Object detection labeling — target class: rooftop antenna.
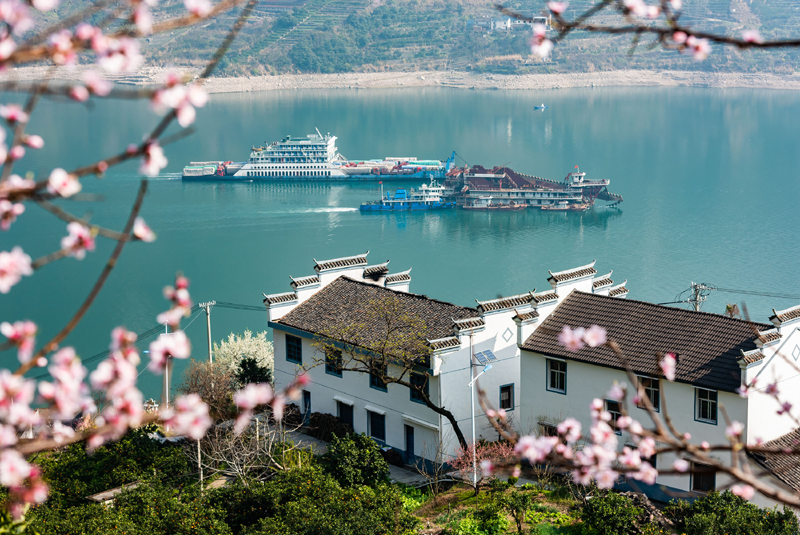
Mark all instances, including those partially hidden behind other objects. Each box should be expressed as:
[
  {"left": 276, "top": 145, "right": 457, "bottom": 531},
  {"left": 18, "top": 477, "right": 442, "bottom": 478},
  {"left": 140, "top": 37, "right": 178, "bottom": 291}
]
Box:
[{"left": 315, "top": 127, "right": 323, "bottom": 138}]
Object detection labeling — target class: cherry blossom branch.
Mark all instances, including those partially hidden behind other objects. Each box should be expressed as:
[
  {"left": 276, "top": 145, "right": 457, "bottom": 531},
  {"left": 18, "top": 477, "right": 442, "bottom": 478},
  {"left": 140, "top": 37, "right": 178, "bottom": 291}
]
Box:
[
  {"left": 0, "top": 72, "right": 51, "bottom": 183},
  {"left": 22, "top": 0, "right": 115, "bottom": 47},
  {"left": 14, "top": 179, "right": 147, "bottom": 377},
  {"left": 34, "top": 199, "right": 128, "bottom": 241}
]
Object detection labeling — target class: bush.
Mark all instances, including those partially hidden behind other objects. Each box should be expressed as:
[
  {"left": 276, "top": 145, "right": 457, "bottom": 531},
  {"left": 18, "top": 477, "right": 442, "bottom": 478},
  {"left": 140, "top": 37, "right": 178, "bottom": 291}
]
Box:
[
  {"left": 581, "top": 492, "right": 641, "bottom": 535},
  {"left": 306, "top": 412, "right": 353, "bottom": 442},
  {"left": 664, "top": 491, "right": 799, "bottom": 535},
  {"left": 321, "top": 433, "right": 389, "bottom": 488}
]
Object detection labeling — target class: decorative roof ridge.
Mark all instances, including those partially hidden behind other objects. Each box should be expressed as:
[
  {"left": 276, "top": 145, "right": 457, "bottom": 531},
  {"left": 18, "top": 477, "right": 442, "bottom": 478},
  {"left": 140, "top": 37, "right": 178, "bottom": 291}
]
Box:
[
  {"left": 608, "top": 281, "right": 629, "bottom": 297},
  {"left": 428, "top": 337, "right": 461, "bottom": 351},
  {"left": 453, "top": 316, "right": 485, "bottom": 325},
  {"left": 738, "top": 349, "right": 766, "bottom": 365},
  {"left": 476, "top": 291, "right": 534, "bottom": 307},
  {"left": 289, "top": 275, "right": 320, "bottom": 288},
  {"left": 592, "top": 272, "right": 614, "bottom": 289},
  {"left": 385, "top": 268, "right": 412, "bottom": 284},
  {"left": 364, "top": 260, "right": 390, "bottom": 271},
  {"left": 513, "top": 308, "right": 540, "bottom": 322},
  {"left": 531, "top": 290, "right": 559, "bottom": 304},
  {"left": 770, "top": 304, "right": 800, "bottom": 323},
  {"left": 547, "top": 261, "right": 597, "bottom": 283},
  {"left": 757, "top": 328, "right": 781, "bottom": 344},
  {"left": 313, "top": 251, "right": 369, "bottom": 272},
  {"left": 262, "top": 291, "right": 298, "bottom": 305},
  {"left": 569, "top": 291, "right": 773, "bottom": 329}
]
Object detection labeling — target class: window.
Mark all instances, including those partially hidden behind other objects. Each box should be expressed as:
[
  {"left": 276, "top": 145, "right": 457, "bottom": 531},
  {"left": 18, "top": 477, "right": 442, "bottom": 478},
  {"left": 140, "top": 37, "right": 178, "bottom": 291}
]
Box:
[
  {"left": 500, "top": 384, "right": 514, "bottom": 410},
  {"left": 369, "top": 364, "right": 387, "bottom": 392},
  {"left": 539, "top": 422, "right": 559, "bottom": 437},
  {"left": 368, "top": 411, "right": 385, "bottom": 442},
  {"left": 325, "top": 348, "right": 342, "bottom": 377},
  {"left": 547, "top": 359, "right": 566, "bottom": 393},
  {"left": 286, "top": 335, "right": 302, "bottom": 364},
  {"left": 637, "top": 376, "right": 660, "bottom": 412},
  {"left": 696, "top": 388, "right": 718, "bottom": 424},
  {"left": 337, "top": 401, "right": 353, "bottom": 430},
  {"left": 605, "top": 400, "right": 622, "bottom": 434},
  {"left": 691, "top": 462, "right": 716, "bottom": 492},
  {"left": 410, "top": 372, "right": 428, "bottom": 403}
]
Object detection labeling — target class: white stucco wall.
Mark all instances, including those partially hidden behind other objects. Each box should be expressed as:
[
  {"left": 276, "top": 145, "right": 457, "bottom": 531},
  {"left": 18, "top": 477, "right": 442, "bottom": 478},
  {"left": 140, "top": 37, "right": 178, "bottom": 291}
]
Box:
[{"left": 520, "top": 350, "right": 748, "bottom": 493}]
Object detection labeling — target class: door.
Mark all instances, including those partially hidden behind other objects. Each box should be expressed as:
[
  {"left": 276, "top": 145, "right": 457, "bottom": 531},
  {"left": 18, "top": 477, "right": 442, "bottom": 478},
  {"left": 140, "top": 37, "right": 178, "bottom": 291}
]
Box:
[
  {"left": 302, "top": 390, "right": 311, "bottom": 426},
  {"left": 405, "top": 424, "right": 415, "bottom": 461}
]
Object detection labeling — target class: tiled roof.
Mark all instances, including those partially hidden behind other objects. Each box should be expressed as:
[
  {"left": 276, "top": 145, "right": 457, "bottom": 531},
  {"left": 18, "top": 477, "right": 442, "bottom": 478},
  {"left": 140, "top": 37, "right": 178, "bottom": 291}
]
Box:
[
  {"left": 385, "top": 270, "right": 411, "bottom": 284},
  {"left": 758, "top": 329, "right": 781, "bottom": 344},
  {"left": 593, "top": 273, "right": 614, "bottom": 290},
  {"left": 609, "top": 285, "right": 629, "bottom": 297},
  {"left": 513, "top": 309, "right": 540, "bottom": 322},
  {"left": 521, "top": 291, "right": 771, "bottom": 392},
  {"left": 363, "top": 262, "right": 390, "bottom": 278},
  {"left": 453, "top": 317, "right": 486, "bottom": 331},
  {"left": 477, "top": 292, "right": 534, "bottom": 313},
  {"left": 749, "top": 429, "right": 800, "bottom": 492},
  {"left": 290, "top": 275, "right": 320, "bottom": 289},
  {"left": 313, "top": 252, "right": 369, "bottom": 272},
  {"left": 739, "top": 349, "right": 765, "bottom": 365},
  {"left": 429, "top": 337, "right": 461, "bottom": 351},
  {"left": 263, "top": 292, "right": 298, "bottom": 305},
  {"left": 532, "top": 291, "right": 559, "bottom": 304},
  {"left": 275, "top": 277, "right": 477, "bottom": 352},
  {"left": 547, "top": 261, "right": 597, "bottom": 284},
  {"left": 770, "top": 305, "right": 800, "bottom": 324}
]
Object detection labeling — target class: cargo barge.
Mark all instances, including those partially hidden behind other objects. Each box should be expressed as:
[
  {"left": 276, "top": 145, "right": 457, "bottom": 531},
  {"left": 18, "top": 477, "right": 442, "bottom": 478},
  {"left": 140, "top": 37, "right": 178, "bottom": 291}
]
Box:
[{"left": 182, "top": 130, "right": 454, "bottom": 181}]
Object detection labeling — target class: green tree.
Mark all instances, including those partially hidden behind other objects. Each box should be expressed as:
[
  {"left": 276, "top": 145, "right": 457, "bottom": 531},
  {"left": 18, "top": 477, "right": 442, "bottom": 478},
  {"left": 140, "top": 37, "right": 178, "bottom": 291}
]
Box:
[
  {"left": 581, "top": 492, "right": 641, "bottom": 535},
  {"left": 320, "top": 434, "right": 389, "bottom": 488},
  {"left": 237, "top": 356, "right": 272, "bottom": 386},
  {"left": 665, "top": 491, "right": 799, "bottom": 535}
]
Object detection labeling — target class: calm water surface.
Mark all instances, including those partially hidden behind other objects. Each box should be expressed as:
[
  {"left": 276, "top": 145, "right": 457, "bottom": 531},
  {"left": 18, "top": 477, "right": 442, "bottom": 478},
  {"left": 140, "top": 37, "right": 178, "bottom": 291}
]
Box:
[{"left": 3, "top": 87, "right": 799, "bottom": 397}]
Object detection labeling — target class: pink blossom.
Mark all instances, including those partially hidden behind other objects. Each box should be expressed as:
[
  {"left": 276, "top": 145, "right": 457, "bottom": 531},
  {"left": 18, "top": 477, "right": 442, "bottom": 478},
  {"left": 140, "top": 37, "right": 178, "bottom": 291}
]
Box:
[
  {"left": 530, "top": 37, "right": 553, "bottom": 59},
  {"left": 0, "top": 424, "right": 17, "bottom": 447},
  {"left": 673, "top": 459, "right": 689, "bottom": 472},
  {"left": 644, "top": 4, "right": 660, "bottom": 18},
  {"left": 480, "top": 459, "right": 494, "bottom": 478},
  {"left": 97, "top": 37, "right": 144, "bottom": 73},
  {"left": 0, "top": 175, "right": 35, "bottom": 199},
  {"left": 0, "top": 449, "right": 32, "bottom": 487},
  {"left": 619, "top": 447, "right": 641, "bottom": 468},
  {"left": 583, "top": 325, "right": 607, "bottom": 347},
  {"left": 623, "top": 0, "right": 647, "bottom": 17},
  {"left": 736, "top": 384, "right": 749, "bottom": 398},
  {"left": 590, "top": 421, "right": 617, "bottom": 450},
  {"left": 590, "top": 398, "right": 603, "bottom": 412},
  {"left": 0, "top": 199, "right": 24, "bottom": 230},
  {"left": 0, "top": 370, "right": 36, "bottom": 429},
  {"left": 110, "top": 326, "right": 138, "bottom": 353},
  {"left": 725, "top": 421, "right": 743, "bottom": 439},
  {"left": 672, "top": 31, "right": 687, "bottom": 44},
  {"left": 0, "top": 35, "right": 16, "bottom": 60},
  {"left": 61, "top": 222, "right": 95, "bottom": 260},
  {"left": 683, "top": 432, "right": 691, "bottom": 440},
  {"left": 90, "top": 388, "right": 144, "bottom": 447},
  {"left": 742, "top": 30, "right": 763, "bottom": 44},
  {"left": 75, "top": 23, "right": 99, "bottom": 41},
  {"left": 616, "top": 415, "right": 632, "bottom": 430},
  {"left": 51, "top": 420, "right": 75, "bottom": 443},
  {"left": 557, "top": 417, "right": 582, "bottom": 443},
  {"left": 0, "top": 246, "right": 32, "bottom": 293},
  {"left": 23, "top": 134, "right": 43, "bottom": 149},
  {"left": 765, "top": 382, "right": 779, "bottom": 395},
  {"left": 133, "top": 4, "right": 152, "bottom": 34},
  {"left": 38, "top": 347, "right": 93, "bottom": 419},
  {"left": 156, "top": 307, "right": 189, "bottom": 328},
  {"left": 151, "top": 80, "right": 208, "bottom": 128},
  {"left": 234, "top": 383, "right": 274, "bottom": 410},
  {"left": 637, "top": 437, "right": 656, "bottom": 458},
  {"left": 0, "top": 0, "right": 33, "bottom": 35},
  {"left": 686, "top": 36, "right": 711, "bottom": 61},
  {"left": 47, "top": 168, "right": 81, "bottom": 198},
  {"left": 69, "top": 85, "right": 90, "bottom": 102},
  {"left": 631, "top": 461, "right": 658, "bottom": 484},
  {"left": 546, "top": 1, "right": 567, "bottom": 14},
  {"left": 133, "top": 216, "right": 156, "bottom": 242},
  {"left": 161, "top": 393, "right": 211, "bottom": 440},
  {"left": 595, "top": 469, "right": 618, "bottom": 489},
  {"left": 32, "top": 0, "right": 59, "bottom": 10},
  {"left": 84, "top": 70, "right": 112, "bottom": 96},
  {"left": 1, "top": 320, "right": 36, "bottom": 363},
  {"left": 284, "top": 373, "right": 309, "bottom": 401},
  {"left": 659, "top": 353, "right": 676, "bottom": 381},
  {"left": 139, "top": 141, "right": 168, "bottom": 176},
  {"left": 7, "top": 145, "right": 23, "bottom": 160},
  {"left": 514, "top": 434, "right": 557, "bottom": 462},
  {"left": 48, "top": 30, "right": 75, "bottom": 65},
  {"left": 607, "top": 382, "right": 625, "bottom": 401},
  {"left": 731, "top": 484, "right": 755, "bottom": 500},
  {"left": 778, "top": 401, "right": 793, "bottom": 415},
  {"left": 558, "top": 325, "right": 585, "bottom": 351},
  {"left": 669, "top": 0, "right": 681, "bottom": 9},
  {"left": 270, "top": 394, "right": 286, "bottom": 421},
  {"left": 0, "top": 104, "right": 28, "bottom": 123},
  {"left": 185, "top": 0, "right": 212, "bottom": 17},
  {"left": 147, "top": 331, "right": 191, "bottom": 373},
  {"left": 627, "top": 419, "right": 643, "bottom": 437},
  {"left": 701, "top": 441, "right": 710, "bottom": 450}
]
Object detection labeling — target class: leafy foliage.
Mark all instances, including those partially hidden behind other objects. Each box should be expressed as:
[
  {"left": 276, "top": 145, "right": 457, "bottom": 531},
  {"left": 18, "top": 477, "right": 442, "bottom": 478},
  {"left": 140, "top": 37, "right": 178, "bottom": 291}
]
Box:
[
  {"left": 581, "top": 492, "right": 641, "bottom": 535},
  {"left": 306, "top": 412, "right": 354, "bottom": 443},
  {"left": 213, "top": 330, "right": 274, "bottom": 378},
  {"left": 320, "top": 433, "right": 389, "bottom": 488},
  {"left": 236, "top": 357, "right": 272, "bottom": 387}
]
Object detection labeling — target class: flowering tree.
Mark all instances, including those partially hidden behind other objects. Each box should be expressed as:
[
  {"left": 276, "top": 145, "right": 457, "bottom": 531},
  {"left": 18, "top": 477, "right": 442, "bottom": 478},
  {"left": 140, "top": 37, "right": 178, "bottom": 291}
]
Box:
[
  {"left": 0, "top": 0, "right": 309, "bottom": 525},
  {"left": 213, "top": 330, "right": 274, "bottom": 377}
]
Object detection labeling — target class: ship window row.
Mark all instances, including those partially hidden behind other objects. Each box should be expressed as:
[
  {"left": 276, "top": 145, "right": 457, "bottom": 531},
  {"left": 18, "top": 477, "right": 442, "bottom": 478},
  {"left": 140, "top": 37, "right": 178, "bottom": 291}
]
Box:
[
  {"left": 252, "top": 165, "right": 327, "bottom": 169},
  {"left": 248, "top": 171, "right": 331, "bottom": 177}
]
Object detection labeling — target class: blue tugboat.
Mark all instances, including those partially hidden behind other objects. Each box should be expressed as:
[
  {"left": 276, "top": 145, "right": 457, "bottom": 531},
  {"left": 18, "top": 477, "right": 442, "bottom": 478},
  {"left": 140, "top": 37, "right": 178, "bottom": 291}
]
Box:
[{"left": 360, "top": 180, "right": 456, "bottom": 211}]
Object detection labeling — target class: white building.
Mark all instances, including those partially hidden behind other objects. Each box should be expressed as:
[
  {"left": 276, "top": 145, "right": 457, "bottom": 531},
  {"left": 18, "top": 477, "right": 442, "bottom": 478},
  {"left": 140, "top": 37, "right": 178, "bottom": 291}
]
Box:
[
  {"left": 265, "top": 253, "right": 626, "bottom": 466},
  {"left": 519, "top": 280, "right": 800, "bottom": 506}
]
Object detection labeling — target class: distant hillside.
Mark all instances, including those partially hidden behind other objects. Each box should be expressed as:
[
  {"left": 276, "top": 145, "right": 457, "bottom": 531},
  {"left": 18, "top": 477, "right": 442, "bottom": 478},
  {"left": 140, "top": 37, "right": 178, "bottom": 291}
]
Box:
[{"left": 36, "top": 0, "right": 800, "bottom": 75}]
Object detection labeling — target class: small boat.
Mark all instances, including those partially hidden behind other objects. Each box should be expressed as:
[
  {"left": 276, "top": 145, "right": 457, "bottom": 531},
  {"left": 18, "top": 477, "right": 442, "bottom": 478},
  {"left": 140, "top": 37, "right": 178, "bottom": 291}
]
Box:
[
  {"left": 534, "top": 103, "right": 548, "bottom": 110},
  {"left": 360, "top": 180, "right": 456, "bottom": 211},
  {"left": 462, "top": 197, "right": 527, "bottom": 211},
  {"left": 541, "top": 201, "right": 590, "bottom": 212}
]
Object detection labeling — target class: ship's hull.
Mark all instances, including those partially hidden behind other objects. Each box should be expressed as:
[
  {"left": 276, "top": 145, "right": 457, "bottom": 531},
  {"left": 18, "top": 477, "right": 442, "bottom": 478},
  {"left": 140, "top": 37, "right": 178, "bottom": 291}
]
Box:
[
  {"left": 182, "top": 169, "right": 446, "bottom": 182},
  {"left": 360, "top": 201, "right": 456, "bottom": 211}
]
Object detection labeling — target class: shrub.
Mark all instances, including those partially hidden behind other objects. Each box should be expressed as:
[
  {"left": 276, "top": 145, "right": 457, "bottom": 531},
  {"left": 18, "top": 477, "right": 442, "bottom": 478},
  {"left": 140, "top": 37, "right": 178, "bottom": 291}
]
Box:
[
  {"left": 321, "top": 433, "right": 389, "bottom": 488},
  {"left": 581, "top": 492, "right": 641, "bottom": 535},
  {"left": 306, "top": 412, "right": 353, "bottom": 442},
  {"left": 473, "top": 499, "right": 511, "bottom": 535}
]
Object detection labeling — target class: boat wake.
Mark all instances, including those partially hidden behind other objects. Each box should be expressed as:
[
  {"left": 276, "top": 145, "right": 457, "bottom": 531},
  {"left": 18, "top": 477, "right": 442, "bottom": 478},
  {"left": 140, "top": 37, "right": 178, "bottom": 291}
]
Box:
[{"left": 295, "top": 207, "right": 358, "bottom": 213}]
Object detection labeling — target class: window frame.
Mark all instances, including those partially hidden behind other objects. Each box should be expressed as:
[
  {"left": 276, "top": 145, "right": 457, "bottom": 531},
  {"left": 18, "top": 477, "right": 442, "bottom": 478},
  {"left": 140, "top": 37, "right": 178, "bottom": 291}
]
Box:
[
  {"left": 546, "top": 358, "right": 567, "bottom": 394},
  {"left": 285, "top": 334, "right": 302, "bottom": 364},
  {"left": 499, "top": 383, "right": 514, "bottom": 411},
  {"left": 337, "top": 401, "right": 353, "bottom": 430},
  {"left": 368, "top": 410, "right": 386, "bottom": 442},
  {"left": 604, "top": 399, "right": 622, "bottom": 435},
  {"left": 538, "top": 422, "right": 559, "bottom": 438},
  {"left": 410, "top": 372, "right": 428, "bottom": 404},
  {"left": 695, "top": 388, "right": 718, "bottom": 425},
  {"left": 324, "top": 347, "right": 343, "bottom": 377},
  {"left": 369, "top": 363, "right": 388, "bottom": 392},
  {"left": 636, "top": 375, "right": 660, "bottom": 412},
  {"left": 690, "top": 462, "right": 716, "bottom": 493}
]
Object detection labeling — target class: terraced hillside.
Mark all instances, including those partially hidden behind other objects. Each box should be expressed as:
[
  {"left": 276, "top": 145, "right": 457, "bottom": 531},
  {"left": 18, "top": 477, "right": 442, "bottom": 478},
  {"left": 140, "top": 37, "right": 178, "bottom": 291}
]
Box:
[{"left": 29, "top": 0, "right": 800, "bottom": 75}]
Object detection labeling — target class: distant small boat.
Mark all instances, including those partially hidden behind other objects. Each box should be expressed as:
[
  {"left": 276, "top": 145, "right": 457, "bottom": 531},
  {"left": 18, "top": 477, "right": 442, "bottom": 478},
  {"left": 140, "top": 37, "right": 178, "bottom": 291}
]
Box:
[{"left": 534, "top": 103, "right": 548, "bottom": 110}]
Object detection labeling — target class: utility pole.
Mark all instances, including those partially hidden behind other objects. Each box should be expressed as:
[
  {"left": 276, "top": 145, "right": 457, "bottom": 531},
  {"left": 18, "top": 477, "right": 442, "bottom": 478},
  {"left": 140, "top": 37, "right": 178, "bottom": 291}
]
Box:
[
  {"left": 688, "top": 282, "right": 716, "bottom": 312},
  {"left": 199, "top": 301, "right": 216, "bottom": 363}
]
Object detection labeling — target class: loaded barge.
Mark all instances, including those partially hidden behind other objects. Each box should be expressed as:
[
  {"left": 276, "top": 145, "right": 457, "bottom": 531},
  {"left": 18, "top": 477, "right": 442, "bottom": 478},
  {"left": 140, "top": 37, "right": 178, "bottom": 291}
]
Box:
[{"left": 182, "top": 130, "right": 454, "bottom": 181}]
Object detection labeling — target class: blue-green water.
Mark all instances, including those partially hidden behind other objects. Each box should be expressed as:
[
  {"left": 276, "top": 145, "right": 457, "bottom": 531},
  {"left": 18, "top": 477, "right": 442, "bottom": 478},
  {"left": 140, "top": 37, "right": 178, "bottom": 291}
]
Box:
[{"left": 3, "top": 87, "right": 799, "bottom": 398}]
